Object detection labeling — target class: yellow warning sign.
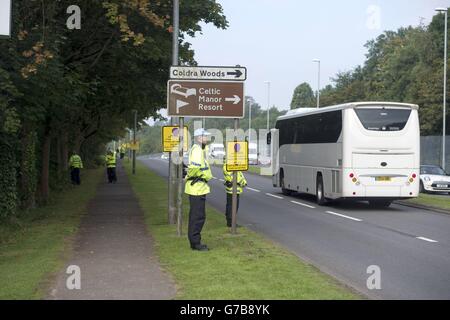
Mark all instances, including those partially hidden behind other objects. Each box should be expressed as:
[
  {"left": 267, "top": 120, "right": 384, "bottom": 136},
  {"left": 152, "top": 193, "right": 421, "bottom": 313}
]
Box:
[
  {"left": 226, "top": 141, "right": 248, "bottom": 171},
  {"left": 162, "top": 126, "right": 188, "bottom": 152},
  {"left": 129, "top": 141, "right": 140, "bottom": 151}
]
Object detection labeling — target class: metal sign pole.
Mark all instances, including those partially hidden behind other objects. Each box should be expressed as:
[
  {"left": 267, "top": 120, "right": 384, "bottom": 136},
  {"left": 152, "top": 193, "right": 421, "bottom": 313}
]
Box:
[
  {"left": 231, "top": 118, "right": 239, "bottom": 234},
  {"left": 177, "top": 117, "right": 184, "bottom": 236},
  {"left": 168, "top": 0, "right": 179, "bottom": 225},
  {"left": 132, "top": 110, "right": 137, "bottom": 175}
]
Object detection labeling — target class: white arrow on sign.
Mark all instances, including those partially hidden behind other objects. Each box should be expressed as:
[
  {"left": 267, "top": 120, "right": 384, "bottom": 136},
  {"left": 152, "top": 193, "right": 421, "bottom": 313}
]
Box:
[
  {"left": 225, "top": 95, "right": 241, "bottom": 105},
  {"left": 176, "top": 100, "right": 189, "bottom": 113}
]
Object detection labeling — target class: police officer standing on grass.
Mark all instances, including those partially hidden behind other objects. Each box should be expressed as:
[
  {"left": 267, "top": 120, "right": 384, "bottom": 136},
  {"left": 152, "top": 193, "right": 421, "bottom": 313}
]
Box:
[
  {"left": 69, "top": 151, "right": 83, "bottom": 185},
  {"left": 105, "top": 149, "right": 117, "bottom": 183},
  {"left": 223, "top": 156, "right": 247, "bottom": 228},
  {"left": 185, "top": 128, "right": 213, "bottom": 251}
]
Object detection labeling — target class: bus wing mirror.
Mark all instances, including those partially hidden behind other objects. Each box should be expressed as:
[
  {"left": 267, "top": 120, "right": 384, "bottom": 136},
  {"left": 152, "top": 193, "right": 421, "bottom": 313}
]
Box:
[{"left": 267, "top": 132, "right": 271, "bottom": 145}]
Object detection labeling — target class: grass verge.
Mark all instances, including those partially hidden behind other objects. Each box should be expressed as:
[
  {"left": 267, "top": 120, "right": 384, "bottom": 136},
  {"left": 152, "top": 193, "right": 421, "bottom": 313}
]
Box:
[
  {"left": 0, "top": 168, "right": 103, "bottom": 299},
  {"left": 126, "top": 161, "right": 360, "bottom": 299},
  {"left": 402, "top": 193, "right": 450, "bottom": 212}
]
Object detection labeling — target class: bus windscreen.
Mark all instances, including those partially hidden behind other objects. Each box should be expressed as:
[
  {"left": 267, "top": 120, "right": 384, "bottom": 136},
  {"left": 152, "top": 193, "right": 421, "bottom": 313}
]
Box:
[{"left": 355, "top": 108, "right": 411, "bottom": 131}]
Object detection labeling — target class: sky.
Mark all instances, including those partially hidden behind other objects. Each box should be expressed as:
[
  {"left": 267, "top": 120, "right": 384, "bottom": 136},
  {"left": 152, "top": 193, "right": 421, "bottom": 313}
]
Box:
[{"left": 186, "top": 0, "right": 449, "bottom": 110}]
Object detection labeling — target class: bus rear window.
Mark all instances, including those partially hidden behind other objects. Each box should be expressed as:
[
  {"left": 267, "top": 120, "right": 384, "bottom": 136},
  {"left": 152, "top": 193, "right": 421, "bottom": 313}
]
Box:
[{"left": 355, "top": 108, "right": 411, "bottom": 131}]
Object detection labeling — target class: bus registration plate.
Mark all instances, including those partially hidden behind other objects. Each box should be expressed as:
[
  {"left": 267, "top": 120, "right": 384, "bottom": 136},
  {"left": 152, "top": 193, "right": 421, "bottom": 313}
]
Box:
[{"left": 375, "top": 176, "right": 391, "bottom": 182}]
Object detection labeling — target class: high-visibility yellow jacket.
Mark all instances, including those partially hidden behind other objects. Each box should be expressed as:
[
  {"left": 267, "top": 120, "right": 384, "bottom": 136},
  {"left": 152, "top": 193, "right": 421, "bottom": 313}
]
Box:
[
  {"left": 185, "top": 144, "right": 212, "bottom": 196},
  {"left": 69, "top": 154, "right": 83, "bottom": 169},
  {"left": 223, "top": 162, "right": 247, "bottom": 194},
  {"left": 105, "top": 153, "right": 116, "bottom": 168}
]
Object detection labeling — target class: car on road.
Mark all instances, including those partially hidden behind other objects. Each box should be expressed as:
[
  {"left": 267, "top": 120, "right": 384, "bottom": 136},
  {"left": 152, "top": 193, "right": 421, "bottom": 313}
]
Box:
[
  {"left": 419, "top": 165, "right": 450, "bottom": 194},
  {"left": 208, "top": 143, "right": 225, "bottom": 162},
  {"left": 249, "top": 142, "right": 258, "bottom": 165},
  {"left": 161, "top": 152, "right": 169, "bottom": 160}
]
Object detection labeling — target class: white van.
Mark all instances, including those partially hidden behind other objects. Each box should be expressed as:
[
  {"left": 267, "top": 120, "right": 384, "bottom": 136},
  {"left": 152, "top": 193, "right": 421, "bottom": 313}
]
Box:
[
  {"left": 209, "top": 143, "right": 225, "bottom": 161},
  {"left": 249, "top": 142, "right": 258, "bottom": 165}
]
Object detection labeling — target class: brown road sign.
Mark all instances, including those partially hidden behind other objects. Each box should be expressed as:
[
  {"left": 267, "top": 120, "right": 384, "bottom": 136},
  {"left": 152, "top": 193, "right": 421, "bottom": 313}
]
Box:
[{"left": 167, "top": 80, "right": 244, "bottom": 118}]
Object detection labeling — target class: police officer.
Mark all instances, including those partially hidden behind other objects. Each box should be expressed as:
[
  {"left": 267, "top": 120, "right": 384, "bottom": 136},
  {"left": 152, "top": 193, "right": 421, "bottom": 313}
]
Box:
[
  {"left": 69, "top": 151, "right": 83, "bottom": 185},
  {"left": 105, "top": 149, "right": 117, "bottom": 183},
  {"left": 185, "top": 128, "right": 212, "bottom": 251},
  {"left": 223, "top": 157, "right": 247, "bottom": 227},
  {"left": 119, "top": 145, "right": 126, "bottom": 159}
]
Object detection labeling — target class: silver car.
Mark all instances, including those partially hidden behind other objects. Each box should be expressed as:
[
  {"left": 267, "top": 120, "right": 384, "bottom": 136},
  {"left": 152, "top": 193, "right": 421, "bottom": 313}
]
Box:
[{"left": 419, "top": 165, "right": 450, "bottom": 194}]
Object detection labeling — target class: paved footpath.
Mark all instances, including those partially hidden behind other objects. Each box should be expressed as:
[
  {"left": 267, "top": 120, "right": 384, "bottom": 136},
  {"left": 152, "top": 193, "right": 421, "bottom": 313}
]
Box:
[{"left": 48, "top": 163, "right": 176, "bottom": 300}]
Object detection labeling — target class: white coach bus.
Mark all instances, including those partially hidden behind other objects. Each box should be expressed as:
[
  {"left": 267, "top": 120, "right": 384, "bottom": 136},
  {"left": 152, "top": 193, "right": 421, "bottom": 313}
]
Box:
[{"left": 271, "top": 102, "right": 420, "bottom": 207}]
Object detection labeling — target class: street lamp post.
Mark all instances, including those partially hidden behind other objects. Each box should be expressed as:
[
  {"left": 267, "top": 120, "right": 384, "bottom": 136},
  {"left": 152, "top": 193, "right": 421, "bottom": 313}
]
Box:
[
  {"left": 436, "top": 8, "right": 448, "bottom": 171},
  {"left": 264, "top": 81, "right": 270, "bottom": 130},
  {"left": 248, "top": 98, "right": 252, "bottom": 144},
  {"left": 313, "top": 59, "right": 321, "bottom": 108}
]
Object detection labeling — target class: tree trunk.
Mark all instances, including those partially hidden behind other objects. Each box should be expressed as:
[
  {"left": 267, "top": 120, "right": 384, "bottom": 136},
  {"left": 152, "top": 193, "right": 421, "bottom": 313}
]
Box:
[
  {"left": 62, "top": 131, "right": 69, "bottom": 172},
  {"left": 19, "top": 125, "right": 37, "bottom": 209},
  {"left": 39, "top": 130, "right": 51, "bottom": 204},
  {"left": 57, "top": 134, "right": 63, "bottom": 180}
]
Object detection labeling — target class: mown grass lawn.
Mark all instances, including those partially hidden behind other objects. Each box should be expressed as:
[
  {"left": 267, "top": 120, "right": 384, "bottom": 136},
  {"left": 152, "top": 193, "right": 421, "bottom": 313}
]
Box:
[
  {"left": 404, "top": 193, "right": 450, "bottom": 212},
  {"left": 126, "top": 161, "right": 360, "bottom": 300},
  {"left": 0, "top": 169, "right": 102, "bottom": 299}
]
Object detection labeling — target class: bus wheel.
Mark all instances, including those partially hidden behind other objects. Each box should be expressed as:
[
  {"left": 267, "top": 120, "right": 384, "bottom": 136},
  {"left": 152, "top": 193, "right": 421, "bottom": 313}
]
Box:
[
  {"left": 316, "top": 175, "right": 327, "bottom": 206},
  {"left": 369, "top": 200, "right": 392, "bottom": 208},
  {"left": 280, "top": 171, "right": 291, "bottom": 195}
]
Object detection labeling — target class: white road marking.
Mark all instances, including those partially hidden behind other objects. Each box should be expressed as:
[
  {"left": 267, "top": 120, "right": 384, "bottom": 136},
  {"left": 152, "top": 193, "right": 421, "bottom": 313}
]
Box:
[
  {"left": 219, "top": 179, "right": 225, "bottom": 182},
  {"left": 211, "top": 177, "right": 217, "bottom": 180},
  {"left": 416, "top": 236, "right": 438, "bottom": 243},
  {"left": 246, "top": 187, "right": 261, "bottom": 192},
  {"left": 325, "top": 211, "right": 362, "bottom": 222},
  {"left": 266, "top": 193, "right": 283, "bottom": 199},
  {"left": 290, "top": 201, "right": 315, "bottom": 209}
]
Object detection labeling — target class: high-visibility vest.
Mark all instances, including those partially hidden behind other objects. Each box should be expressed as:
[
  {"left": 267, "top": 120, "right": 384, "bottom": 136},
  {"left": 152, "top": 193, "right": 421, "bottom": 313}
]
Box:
[
  {"left": 105, "top": 153, "right": 116, "bottom": 168},
  {"left": 69, "top": 154, "right": 83, "bottom": 169},
  {"left": 185, "top": 144, "right": 212, "bottom": 196},
  {"left": 223, "top": 163, "right": 247, "bottom": 194}
]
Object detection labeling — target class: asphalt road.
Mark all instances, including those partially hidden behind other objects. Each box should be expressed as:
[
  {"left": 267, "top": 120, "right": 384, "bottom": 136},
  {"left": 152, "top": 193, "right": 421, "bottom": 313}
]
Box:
[{"left": 139, "top": 154, "right": 450, "bottom": 300}]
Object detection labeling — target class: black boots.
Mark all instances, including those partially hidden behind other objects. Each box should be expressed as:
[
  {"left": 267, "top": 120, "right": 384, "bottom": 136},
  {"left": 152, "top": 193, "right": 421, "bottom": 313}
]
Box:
[{"left": 191, "top": 244, "right": 209, "bottom": 251}]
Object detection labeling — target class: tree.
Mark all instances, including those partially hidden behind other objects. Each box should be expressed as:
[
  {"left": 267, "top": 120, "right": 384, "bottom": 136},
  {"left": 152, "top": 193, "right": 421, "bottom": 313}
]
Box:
[
  {"left": 290, "top": 83, "right": 315, "bottom": 109},
  {"left": 0, "top": 0, "right": 228, "bottom": 218}
]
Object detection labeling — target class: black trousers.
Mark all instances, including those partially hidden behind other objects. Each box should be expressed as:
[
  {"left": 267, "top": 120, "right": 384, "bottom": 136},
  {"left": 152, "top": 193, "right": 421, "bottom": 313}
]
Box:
[
  {"left": 225, "top": 193, "right": 240, "bottom": 227},
  {"left": 70, "top": 168, "right": 81, "bottom": 185},
  {"left": 107, "top": 167, "right": 117, "bottom": 183},
  {"left": 188, "top": 195, "right": 206, "bottom": 247}
]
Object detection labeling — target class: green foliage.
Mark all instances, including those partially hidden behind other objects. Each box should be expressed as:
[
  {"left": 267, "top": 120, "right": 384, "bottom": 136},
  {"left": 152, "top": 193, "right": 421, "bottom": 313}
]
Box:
[
  {"left": 306, "top": 13, "right": 449, "bottom": 136},
  {"left": 0, "top": 138, "right": 17, "bottom": 220},
  {"left": 290, "top": 82, "right": 315, "bottom": 109},
  {"left": 19, "top": 131, "right": 38, "bottom": 209},
  {"left": 0, "top": 0, "right": 228, "bottom": 218}
]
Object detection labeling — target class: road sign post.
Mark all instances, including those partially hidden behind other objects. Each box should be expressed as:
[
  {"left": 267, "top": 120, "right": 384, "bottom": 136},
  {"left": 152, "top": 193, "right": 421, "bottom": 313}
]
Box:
[
  {"left": 226, "top": 138, "right": 249, "bottom": 234},
  {"left": 162, "top": 126, "right": 188, "bottom": 152},
  {"left": 170, "top": 66, "right": 247, "bottom": 81},
  {"left": 177, "top": 117, "right": 184, "bottom": 236},
  {"left": 133, "top": 110, "right": 137, "bottom": 175},
  {"left": 168, "top": 0, "right": 180, "bottom": 227},
  {"left": 167, "top": 65, "right": 246, "bottom": 236},
  {"left": 167, "top": 80, "right": 245, "bottom": 118},
  {"left": 232, "top": 119, "right": 238, "bottom": 234}
]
